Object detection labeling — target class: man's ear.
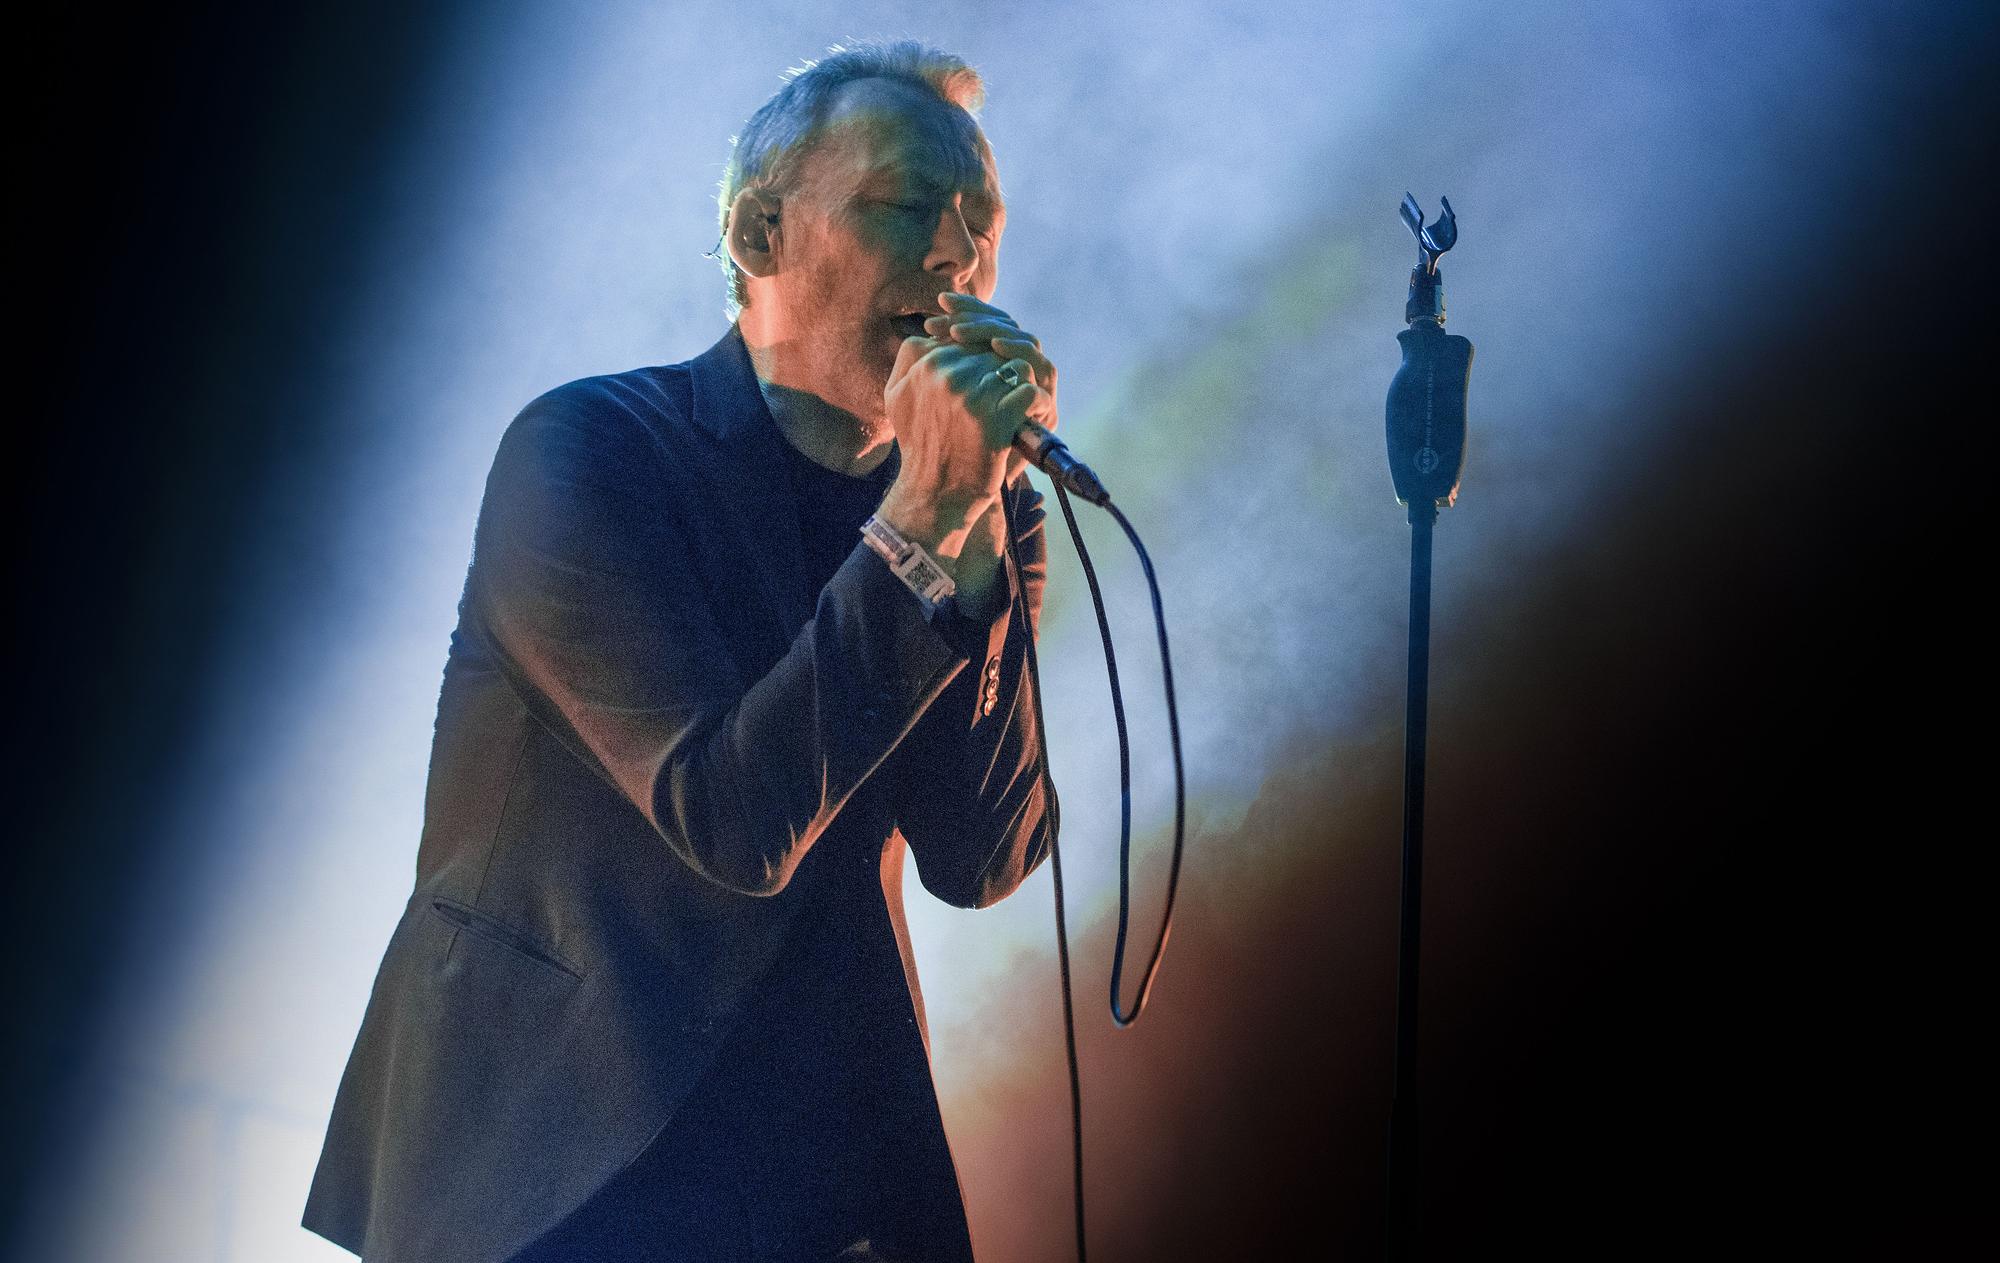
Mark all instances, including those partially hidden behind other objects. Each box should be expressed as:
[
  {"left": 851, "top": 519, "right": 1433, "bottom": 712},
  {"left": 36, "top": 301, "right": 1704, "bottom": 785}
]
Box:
[{"left": 726, "top": 188, "right": 784, "bottom": 281}]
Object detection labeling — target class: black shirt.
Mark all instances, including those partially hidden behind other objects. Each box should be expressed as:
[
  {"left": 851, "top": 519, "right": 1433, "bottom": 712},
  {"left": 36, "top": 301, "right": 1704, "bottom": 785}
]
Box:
[{"left": 778, "top": 433, "right": 900, "bottom": 598}]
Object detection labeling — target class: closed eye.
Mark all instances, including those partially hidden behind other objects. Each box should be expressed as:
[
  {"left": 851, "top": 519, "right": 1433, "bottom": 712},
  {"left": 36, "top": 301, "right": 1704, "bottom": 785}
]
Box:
[{"left": 882, "top": 199, "right": 999, "bottom": 244}]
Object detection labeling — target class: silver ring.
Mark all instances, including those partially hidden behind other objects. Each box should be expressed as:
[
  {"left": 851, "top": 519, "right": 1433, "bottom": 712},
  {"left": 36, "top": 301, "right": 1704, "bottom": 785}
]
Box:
[{"left": 990, "top": 362, "right": 1025, "bottom": 389}]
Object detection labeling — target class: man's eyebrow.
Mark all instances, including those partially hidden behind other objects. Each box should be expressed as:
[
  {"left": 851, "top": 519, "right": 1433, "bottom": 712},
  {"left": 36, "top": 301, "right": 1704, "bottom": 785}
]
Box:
[
  {"left": 857, "top": 157, "right": 1004, "bottom": 219},
  {"left": 857, "top": 168, "right": 935, "bottom": 198},
  {"left": 888, "top": 168, "right": 954, "bottom": 197}
]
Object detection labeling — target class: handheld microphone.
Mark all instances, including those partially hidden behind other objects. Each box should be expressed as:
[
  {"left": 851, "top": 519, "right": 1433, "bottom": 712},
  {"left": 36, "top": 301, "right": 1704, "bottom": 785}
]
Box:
[
  {"left": 1014, "top": 421, "right": 1111, "bottom": 507},
  {"left": 989, "top": 360, "right": 1110, "bottom": 506}
]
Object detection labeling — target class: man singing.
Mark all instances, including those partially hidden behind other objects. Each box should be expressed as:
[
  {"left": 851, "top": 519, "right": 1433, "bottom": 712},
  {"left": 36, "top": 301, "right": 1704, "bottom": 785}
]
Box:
[{"left": 304, "top": 40, "right": 1057, "bottom": 1263}]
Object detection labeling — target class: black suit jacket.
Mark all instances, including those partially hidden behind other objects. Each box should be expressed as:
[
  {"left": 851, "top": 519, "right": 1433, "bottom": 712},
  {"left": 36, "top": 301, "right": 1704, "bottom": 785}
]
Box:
[{"left": 303, "top": 324, "right": 1053, "bottom": 1262}]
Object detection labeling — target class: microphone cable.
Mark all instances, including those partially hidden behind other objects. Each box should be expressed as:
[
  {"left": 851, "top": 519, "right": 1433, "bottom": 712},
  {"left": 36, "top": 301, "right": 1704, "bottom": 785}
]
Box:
[{"left": 1004, "top": 475, "right": 1187, "bottom": 1263}]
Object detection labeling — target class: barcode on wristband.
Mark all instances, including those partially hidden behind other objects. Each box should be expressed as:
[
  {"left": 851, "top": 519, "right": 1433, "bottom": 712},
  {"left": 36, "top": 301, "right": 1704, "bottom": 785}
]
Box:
[{"left": 898, "top": 553, "right": 951, "bottom": 603}]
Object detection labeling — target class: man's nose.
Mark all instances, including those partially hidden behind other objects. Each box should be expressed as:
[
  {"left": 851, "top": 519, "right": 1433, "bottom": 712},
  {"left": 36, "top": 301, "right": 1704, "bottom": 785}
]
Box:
[{"left": 924, "top": 204, "right": 979, "bottom": 287}]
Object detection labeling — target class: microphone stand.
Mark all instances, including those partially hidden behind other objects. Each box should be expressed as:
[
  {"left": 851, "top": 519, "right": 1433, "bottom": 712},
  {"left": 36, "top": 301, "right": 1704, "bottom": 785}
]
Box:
[{"left": 1383, "top": 194, "right": 1472, "bottom": 1262}]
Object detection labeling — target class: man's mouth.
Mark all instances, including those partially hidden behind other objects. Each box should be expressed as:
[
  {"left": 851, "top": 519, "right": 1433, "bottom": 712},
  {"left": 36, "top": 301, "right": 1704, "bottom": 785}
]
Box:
[{"left": 888, "top": 312, "right": 931, "bottom": 339}]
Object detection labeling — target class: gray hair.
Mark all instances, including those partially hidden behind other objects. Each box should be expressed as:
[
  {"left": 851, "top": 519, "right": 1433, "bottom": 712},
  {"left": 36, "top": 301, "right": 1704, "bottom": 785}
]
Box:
[{"left": 715, "top": 40, "right": 986, "bottom": 316}]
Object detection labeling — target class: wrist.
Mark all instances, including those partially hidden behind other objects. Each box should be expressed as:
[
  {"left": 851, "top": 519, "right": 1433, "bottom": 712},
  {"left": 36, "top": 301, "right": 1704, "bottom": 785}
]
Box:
[
  {"left": 876, "top": 483, "right": 981, "bottom": 561},
  {"left": 860, "top": 513, "right": 957, "bottom": 617}
]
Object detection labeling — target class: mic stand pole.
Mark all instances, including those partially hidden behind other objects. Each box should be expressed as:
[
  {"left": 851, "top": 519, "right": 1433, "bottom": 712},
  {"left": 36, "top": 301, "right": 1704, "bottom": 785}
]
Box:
[
  {"left": 1389, "top": 494, "right": 1434, "bottom": 1261},
  {"left": 1383, "top": 193, "right": 1472, "bottom": 1263}
]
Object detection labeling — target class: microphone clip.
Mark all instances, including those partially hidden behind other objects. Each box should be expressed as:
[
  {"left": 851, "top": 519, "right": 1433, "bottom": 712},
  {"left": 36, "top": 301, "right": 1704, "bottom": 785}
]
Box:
[
  {"left": 1386, "top": 194, "right": 1472, "bottom": 511},
  {"left": 1398, "top": 192, "right": 1459, "bottom": 327}
]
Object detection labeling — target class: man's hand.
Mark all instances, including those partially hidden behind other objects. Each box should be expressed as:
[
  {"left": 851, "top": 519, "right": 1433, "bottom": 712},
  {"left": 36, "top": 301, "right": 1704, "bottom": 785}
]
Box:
[
  {"left": 877, "top": 293, "right": 1054, "bottom": 563},
  {"left": 923, "top": 292, "right": 1059, "bottom": 484},
  {"left": 908, "top": 293, "right": 1060, "bottom": 621}
]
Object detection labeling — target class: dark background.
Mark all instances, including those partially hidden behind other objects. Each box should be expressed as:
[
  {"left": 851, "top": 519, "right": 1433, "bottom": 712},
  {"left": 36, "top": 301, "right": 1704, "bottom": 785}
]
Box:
[{"left": 16, "top": 4, "right": 1991, "bottom": 1258}]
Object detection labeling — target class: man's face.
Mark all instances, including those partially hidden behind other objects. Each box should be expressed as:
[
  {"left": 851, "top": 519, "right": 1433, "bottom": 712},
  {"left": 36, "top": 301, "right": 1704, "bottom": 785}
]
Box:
[{"left": 760, "top": 78, "right": 1006, "bottom": 420}]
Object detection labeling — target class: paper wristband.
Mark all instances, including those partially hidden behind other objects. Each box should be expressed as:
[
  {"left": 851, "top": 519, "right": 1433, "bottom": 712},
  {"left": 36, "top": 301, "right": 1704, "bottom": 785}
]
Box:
[{"left": 859, "top": 514, "right": 956, "bottom": 615}]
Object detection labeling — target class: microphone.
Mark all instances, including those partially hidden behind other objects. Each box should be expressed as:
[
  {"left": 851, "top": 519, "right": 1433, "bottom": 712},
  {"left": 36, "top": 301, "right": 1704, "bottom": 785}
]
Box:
[
  {"left": 990, "top": 357, "right": 1111, "bottom": 506},
  {"left": 1013, "top": 421, "right": 1110, "bottom": 507}
]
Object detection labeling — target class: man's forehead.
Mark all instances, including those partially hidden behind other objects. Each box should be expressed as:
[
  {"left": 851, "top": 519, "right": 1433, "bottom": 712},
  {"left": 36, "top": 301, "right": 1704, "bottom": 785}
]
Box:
[{"left": 815, "top": 78, "right": 997, "bottom": 199}]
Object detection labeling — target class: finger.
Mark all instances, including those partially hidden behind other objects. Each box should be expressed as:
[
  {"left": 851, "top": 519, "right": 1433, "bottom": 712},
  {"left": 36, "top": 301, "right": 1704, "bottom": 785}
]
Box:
[
  {"left": 974, "top": 381, "right": 1038, "bottom": 451},
  {"left": 970, "top": 357, "right": 1039, "bottom": 404},
  {"left": 937, "top": 291, "right": 1015, "bottom": 323},
  {"left": 924, "top": 307, "right": 1022, "bottom": 333},
  {"left": 925, "top": 315, "right": 1037, "bottom": 349},
  {"left": 995, "top": 357, "right": 1038, "bottom": 388},
  {"left": 1015, "top": 381, "right": 1058, "bottom": 430},
  {"left": 987, "top": 336, "right": 1056, "bottom": 394},
  {"left": 992, "top": 383, "right": 1057, "bottom": 448},
  {"left": 994, "top": 380, "right": 1052, "bottom": 428},
  {"left": 968, "top": 359, "right": 1034, "bottom": 421}
]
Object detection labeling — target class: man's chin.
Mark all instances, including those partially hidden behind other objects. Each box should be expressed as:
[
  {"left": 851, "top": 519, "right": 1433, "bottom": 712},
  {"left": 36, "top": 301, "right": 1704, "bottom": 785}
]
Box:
[{"left": 829, "top": 359, "right": 897, "bottom": 425}]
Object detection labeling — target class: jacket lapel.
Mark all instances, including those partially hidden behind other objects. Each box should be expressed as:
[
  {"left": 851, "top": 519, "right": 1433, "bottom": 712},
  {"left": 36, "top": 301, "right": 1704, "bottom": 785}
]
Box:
[{"left": 688, "top": 325, "right": 814, "bottom": 639}]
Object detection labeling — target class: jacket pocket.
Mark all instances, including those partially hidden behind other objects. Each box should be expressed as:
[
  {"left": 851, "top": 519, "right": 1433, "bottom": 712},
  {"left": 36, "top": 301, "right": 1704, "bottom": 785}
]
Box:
[{"left": 428, "top": 897, "right": 583, "bottom": 982}]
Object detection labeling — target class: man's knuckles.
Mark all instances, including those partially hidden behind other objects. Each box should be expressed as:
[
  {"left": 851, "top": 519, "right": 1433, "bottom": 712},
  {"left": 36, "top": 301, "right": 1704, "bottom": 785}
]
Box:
[
  {"left": 924, "top": 347, "right": 1004, "bottom": 389},
  {"left": 915, "top": 340, "right": 984, "bottom": 375}
]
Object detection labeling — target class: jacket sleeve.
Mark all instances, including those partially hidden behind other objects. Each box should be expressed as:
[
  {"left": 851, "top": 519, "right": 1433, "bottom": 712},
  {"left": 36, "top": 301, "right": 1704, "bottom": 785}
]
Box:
[
  {"left": 464, "top": 386, "right": 980, "bottom": 897},
  {"left": 886, "top": 479, "right": 1056, "bottom": 909}
]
